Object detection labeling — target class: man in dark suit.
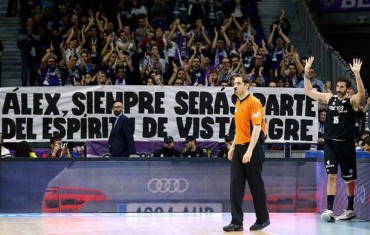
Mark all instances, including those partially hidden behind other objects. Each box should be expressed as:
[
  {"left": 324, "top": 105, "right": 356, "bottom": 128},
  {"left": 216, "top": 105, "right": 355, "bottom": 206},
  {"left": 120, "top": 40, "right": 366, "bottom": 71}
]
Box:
[{"left": 108, "top": 101, "right": 136, "bottom": 157}]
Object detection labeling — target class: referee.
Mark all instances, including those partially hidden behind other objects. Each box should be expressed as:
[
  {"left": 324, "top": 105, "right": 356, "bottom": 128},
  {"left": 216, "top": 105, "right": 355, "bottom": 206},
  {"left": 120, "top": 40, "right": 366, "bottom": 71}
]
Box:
[{"left": 223, "top": 74, "right": 270, "bottom": 232}]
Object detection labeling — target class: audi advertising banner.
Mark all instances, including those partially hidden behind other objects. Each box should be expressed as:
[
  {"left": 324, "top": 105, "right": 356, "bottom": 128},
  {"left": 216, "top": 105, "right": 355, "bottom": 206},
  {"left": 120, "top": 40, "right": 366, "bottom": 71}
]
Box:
[
  {"left": 0, "top": 159, "right": 317, "bottom": 214},
  {"left": 0, "top": 86, "right": 318, "bottom": 144},
  {"left": 0, "top": 159, "right": 369, "bottom": 219}
]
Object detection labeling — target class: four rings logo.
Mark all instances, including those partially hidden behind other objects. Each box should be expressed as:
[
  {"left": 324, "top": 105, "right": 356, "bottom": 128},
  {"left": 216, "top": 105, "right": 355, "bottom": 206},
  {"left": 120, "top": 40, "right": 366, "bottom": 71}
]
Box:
[{"left": 147, "top": 178, "right": 189, "bottom": 193}]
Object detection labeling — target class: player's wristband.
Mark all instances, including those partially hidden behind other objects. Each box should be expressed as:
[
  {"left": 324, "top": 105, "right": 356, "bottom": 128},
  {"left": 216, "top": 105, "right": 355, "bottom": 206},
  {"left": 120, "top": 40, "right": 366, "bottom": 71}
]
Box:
[{"left": 304, "top": 71, "right": 310, "bottom": 79}]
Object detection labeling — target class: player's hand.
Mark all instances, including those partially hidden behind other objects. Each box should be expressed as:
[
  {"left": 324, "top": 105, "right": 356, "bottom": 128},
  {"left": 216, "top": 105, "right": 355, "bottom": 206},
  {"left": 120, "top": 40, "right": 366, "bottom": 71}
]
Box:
[
  {"left": 305, "top": 56, "right": 314, "bottom": 72},
  {"left": 349, "top": 58, "right": 362, "bottom": 73}
]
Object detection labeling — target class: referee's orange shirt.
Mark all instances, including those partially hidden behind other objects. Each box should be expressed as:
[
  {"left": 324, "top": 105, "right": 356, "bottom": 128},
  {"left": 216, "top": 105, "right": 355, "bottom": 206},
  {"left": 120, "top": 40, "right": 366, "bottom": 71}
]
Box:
[{"left": 234, "top": 94, "right": 267, "bottom": 144}]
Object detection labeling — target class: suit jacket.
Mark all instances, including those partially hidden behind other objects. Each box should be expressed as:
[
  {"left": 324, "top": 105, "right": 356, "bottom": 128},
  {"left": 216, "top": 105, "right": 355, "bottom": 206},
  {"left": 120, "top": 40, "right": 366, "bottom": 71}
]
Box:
[{"left": 108, "top": 114, "right": 136, "bottom": 157}]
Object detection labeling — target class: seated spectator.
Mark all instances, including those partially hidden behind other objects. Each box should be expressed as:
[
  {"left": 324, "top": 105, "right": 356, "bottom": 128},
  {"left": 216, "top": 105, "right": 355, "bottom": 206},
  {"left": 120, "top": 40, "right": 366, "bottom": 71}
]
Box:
[
  {"left": 267, "top": 23, "right": 290, "bottom": 75},
  {"left": 317, "top": 109, "right": 326, "bottom": 150},
  {"left": 168, "top": 66, "right": 192, "bottom": 86},
  {"left": 268, "top": 81, "right": 277, "bottom": 87},
  {"left": 82, "top": 22, "right": 103, "bottom": 64},
  {"left": 275, "top": 76, "right": 285, "bottom": 87},
  {"left": 323, "top": 80, "right": 332, "bottom": 94},
  {"left": 13, "top": 141, "right": 37, "bottom": 158},
  {"left": 205, "top": 68, "right": 220, "bottom": 86},
  {"left": 96, "top": 70, "right": 112, "bottom": 85},
  {"left": 152, "top": 136, "right": 181, "bottom": 158},
  {"left": 187, "top": 53, "right": 205, "bottom": 85},
  {"left": 219, "top": 80, "right": 229, "bottom": 89},
  {"left": 116, "top": 50, "right": 135, "bottom": 80},
  {"left": 217, "top": 56, "right": 233, "bottom": 84},
  {"left": 280, "top": 48, "right": 304, "bottom": 84},
  {"left": 79, "top": 49, "right": 100, "bottom": 76},
  {"left": 61, "top": 55, "right": 82, "bottom": 86},
  {"left": 358, "top": 130, "right": 370, "bottom": 147},
  {"left": 115, "top": 29, "right": 137, "bottom": 54},
  {"left": 69, "top": 142, "right": 86, "bottom": 158},
  {"left": 247, "top": 47, "right": 272, "bottom": 85},
  {"left": 297, "top": 68, "right": 324, "bottom": 91},
  {"left": 114, "top": 67, "right": 129, "bottom": 85},
  {"left": 167, "top": 19, "right": 191, "bottom": 59},
  {"left": 173, "top": 77, "right": 184, "bottom": 86},
  {"left": 282, "top": 62, "right": 301, "bottom": 87},
  {"left": 134, "top": 14, "right": 152, "bottom": 47},
  {"left": 230, "top": 54, "right": 246, "bottom": 75},
  {"left": 222, "top": 15, "right": 244, "bottom": 55},
  {"left": 238, "top": 37, "right": 255, "bottom": 71},
  {"left": 145, "top": 76, "right": 155, "bottom": 85},
  {"left": 100, "top": 47, "right": 118, "bottom": 83},
  {"left": 191, "top": 18, "right": 210, "bottom": 43},
  {"left": 188, "top": 32, "right": 211, "bottom": 57},
  {"left": 38, "top": 53, "right": 63, "bottom": 86},
  {"left": 144, "top": 71, "right": 163, "bottom": 86},
  {"left": 249, "top": 67, "right": 265, "bottom": 87},
  {"left": 81, "top": 72, "right": 97, "bottom": 85},
  {"left": 42, "top": 135, "right": 72, "bottom": 158},
  {"left": 361, "top": 136, "right": 370, "bottom": 152},
  {"left": 140, "top": 44, "right": 166, "bottom": 81},
  {"left": 181, "top": 136, "right": 213, "bottom": 158},
  {"left": 217, "top": 134, "right": 233, "bottom": 158},
  {"left": 211, "top": 29, "right": 230, "bottom": 68},
  {"left": 269, "top": 9, "right": 291, "bottom": 40},
  {"left": 0, "top": 133, "right": 11, "bottom": 158}
]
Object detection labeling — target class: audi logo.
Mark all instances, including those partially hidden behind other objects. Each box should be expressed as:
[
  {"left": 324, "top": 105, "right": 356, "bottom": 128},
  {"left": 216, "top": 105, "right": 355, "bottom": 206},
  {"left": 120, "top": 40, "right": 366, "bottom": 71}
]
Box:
[{"left": 147, "top": 178, "right": 189, "bottom": 193}]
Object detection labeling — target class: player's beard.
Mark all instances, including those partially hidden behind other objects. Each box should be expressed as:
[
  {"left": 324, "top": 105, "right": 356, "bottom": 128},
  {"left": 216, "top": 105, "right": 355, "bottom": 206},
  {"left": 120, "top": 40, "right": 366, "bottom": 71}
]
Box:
[{"left": 336, "top": 90, "right": 346, "bottom": 98}]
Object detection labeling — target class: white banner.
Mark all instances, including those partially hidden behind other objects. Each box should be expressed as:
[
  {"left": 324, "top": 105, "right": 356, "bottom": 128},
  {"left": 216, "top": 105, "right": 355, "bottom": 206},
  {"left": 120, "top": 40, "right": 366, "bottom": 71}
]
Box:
[{"left": 0, "top": 86, "right": 318, "bottom": 143}]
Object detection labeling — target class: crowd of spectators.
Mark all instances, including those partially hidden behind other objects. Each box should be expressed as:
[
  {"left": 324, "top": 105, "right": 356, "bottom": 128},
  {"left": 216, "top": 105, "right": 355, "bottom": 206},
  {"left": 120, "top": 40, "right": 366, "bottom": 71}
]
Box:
[
  {"left": 14, "top": 0, "right": 310, "bottom": 88},
  {"left": 4, "top": 0, "right": 370, "bottom": 156}
]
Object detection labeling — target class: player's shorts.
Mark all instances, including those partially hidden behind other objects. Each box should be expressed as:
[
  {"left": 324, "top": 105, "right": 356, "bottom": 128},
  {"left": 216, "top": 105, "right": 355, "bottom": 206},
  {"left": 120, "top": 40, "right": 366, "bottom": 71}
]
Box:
[{"left": 323, "top": 139, "right": 357, "bottom": 181}]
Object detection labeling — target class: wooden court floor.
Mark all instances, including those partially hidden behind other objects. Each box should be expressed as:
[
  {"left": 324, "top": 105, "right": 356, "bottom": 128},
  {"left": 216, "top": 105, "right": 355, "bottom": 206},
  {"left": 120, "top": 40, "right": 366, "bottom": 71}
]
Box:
[{"left": 0, "top": 213, "right": 368, "bottom": 235}]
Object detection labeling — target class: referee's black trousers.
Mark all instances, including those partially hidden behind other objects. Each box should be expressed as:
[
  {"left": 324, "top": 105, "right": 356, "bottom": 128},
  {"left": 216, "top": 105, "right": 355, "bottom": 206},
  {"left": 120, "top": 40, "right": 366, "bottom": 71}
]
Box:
[{"left": 230, "top": 143, "right": 269, "bottom": 225}]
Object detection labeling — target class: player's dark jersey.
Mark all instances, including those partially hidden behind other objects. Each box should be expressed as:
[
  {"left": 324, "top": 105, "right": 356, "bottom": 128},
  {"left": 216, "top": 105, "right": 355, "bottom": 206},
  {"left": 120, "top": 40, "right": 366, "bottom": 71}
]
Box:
[{"left": 324, "top": 95, "right": 356, "bottom": 140}]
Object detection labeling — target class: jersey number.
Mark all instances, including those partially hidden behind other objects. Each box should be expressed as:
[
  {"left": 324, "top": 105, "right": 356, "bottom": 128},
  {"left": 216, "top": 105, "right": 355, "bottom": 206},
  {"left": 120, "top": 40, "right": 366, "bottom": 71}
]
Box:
[{"left": 333, "top": 116, "right": 339, "bottom": 124}]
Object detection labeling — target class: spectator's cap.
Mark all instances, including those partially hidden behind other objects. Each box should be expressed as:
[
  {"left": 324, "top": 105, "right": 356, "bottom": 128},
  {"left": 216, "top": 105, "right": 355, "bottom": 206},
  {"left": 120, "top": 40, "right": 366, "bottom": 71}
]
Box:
[
  {"left": 184, "top": 136, "right": 196, "bottom": 143},
  {"left": 164, "top": 136, "right": 174, "bottom": 143},
  {"left": 225, "top": 134, "right": 233, "bottom": 141}
]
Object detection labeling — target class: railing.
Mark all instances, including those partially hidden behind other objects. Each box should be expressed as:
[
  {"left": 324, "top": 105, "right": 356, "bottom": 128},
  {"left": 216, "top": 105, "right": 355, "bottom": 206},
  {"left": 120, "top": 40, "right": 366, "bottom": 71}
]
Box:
[{"left": 297, "top": 1, "right": 355, "bottom": 89}]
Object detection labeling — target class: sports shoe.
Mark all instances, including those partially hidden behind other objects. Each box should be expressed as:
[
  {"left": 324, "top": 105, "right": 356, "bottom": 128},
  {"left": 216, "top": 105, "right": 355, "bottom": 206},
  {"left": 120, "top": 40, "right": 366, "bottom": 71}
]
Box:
[
  {"left": 321, "top": 209, "right": 335, "bottom": 222},
  {"left": 336, "top": 210, "right": 356, "bottom": 220},
  {"left": 223, "top": 223, "right": 243, "bottom": 232},
  {"left": 250, "top": 219, "right": 270, "bottom": 230}
]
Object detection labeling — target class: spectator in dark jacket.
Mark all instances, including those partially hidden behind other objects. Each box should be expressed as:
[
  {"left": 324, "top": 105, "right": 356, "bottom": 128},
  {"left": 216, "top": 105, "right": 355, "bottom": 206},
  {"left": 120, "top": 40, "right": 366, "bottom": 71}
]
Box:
[{"left": 153, "top": 136, "right": 181, "bottom": 158}]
